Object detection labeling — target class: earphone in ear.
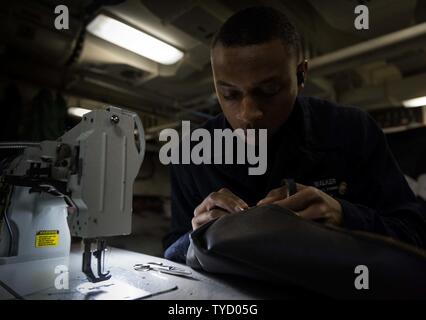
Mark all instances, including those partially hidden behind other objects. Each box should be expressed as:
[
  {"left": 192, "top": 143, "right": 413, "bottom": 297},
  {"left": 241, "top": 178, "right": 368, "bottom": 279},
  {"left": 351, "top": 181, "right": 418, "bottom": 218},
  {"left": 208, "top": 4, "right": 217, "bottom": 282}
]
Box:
[{"left": 297, "top": 70, "right": 305, "bottom": 86}]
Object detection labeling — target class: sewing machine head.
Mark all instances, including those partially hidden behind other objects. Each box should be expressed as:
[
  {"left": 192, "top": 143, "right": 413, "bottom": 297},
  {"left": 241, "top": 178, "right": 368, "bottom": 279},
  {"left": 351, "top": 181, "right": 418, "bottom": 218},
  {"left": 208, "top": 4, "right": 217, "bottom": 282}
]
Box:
[{"left": 0, "top": 106, "right": 145, "bottom": 282}]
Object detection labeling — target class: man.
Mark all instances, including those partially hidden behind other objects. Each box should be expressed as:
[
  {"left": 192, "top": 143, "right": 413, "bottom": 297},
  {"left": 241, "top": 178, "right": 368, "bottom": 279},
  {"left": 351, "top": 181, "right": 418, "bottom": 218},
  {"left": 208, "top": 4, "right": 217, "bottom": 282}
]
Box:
[{"left": 163, "top": 6, "right": 426, "bottom": 263}]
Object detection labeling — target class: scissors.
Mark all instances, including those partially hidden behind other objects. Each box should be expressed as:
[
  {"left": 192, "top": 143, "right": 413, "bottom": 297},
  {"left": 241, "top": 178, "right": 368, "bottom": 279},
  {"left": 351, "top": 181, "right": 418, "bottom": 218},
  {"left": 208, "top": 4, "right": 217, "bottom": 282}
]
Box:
[{"left": 133, "top": 262, "right": 192, "bottom": 277}]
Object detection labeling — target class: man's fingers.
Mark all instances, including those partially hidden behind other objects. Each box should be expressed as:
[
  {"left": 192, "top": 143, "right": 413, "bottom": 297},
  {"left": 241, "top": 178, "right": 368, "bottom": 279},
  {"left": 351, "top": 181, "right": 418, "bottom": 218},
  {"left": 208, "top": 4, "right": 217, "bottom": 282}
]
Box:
[
  {"left": 192, "top": 187, "right": 249, "bottom": 229},
  {"left": 257, "top": 183, "right": 309, "bottom": 206},
  {"left": 297, "top": 203, "right": 328, "bottom": 221},
  {"left": 273, "top": 186, "right": 320, "bottom": 212},
  {"left": 194, "top": 196, "right": 238, "bottom": 216},
  {"left": 206, "top": 192, "right": 246, "bottom": 212},
  {"left": 191, "top": 209, "right": 229, "bottom": 230},
  {"left": 194, "top": 188, "right": 248, "bottom": 216},
  {"left": 294, "top": 183, "right": 308, "bottom": 190},
  {"left": 273, "top": 184, "right": 343, "bottom": 226},
  {"left": 257, "top": 186, "right": 288, "bottom": 205},
  {"left": 257, "top": 195, "right": 282, "bottom": 205},
  {"left": 265, "top": 186, "right": 288, "bottom": 198},
  {"left": 218, "top": 188, "right": 249, "bottom": 209}
]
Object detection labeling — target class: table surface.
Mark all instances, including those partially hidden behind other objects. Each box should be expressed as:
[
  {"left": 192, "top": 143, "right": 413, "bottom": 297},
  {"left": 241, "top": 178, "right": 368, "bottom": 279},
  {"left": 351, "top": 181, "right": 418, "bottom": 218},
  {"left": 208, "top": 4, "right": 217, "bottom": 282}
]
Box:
[{"left": 0, "top": 243, "right": 294, "bottom": 300}]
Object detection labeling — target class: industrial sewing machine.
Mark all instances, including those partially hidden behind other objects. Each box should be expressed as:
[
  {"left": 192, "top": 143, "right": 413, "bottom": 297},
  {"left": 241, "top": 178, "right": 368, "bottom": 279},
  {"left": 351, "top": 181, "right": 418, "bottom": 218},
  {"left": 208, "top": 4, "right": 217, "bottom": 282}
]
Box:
[{"left": 0, "top": 106, "right": 145, "bottom": 283}]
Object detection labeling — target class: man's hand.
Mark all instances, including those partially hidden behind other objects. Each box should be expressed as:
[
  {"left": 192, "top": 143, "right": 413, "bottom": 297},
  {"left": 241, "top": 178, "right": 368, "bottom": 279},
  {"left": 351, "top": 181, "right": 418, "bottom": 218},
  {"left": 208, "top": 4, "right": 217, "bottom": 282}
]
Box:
[
  {"left": 192, "top": 188, "right": 249, "bottom": 230},
  {"left": 257, "top": 183, "right": 342, "bottom": 226}
]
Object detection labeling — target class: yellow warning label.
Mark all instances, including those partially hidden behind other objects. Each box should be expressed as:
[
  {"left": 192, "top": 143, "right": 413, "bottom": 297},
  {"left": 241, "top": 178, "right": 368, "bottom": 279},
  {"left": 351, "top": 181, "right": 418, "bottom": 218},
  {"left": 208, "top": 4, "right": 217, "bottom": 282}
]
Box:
[{"left": 35, "top": 230, "right": 59, "bottom": 248}]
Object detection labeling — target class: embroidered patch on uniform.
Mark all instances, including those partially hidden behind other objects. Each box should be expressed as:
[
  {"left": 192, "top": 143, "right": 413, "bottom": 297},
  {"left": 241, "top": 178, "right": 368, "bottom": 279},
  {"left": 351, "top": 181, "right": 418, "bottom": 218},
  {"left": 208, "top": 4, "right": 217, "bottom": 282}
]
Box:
[{"left": 313, "top": 178, "right": 338, "bottom": 193}]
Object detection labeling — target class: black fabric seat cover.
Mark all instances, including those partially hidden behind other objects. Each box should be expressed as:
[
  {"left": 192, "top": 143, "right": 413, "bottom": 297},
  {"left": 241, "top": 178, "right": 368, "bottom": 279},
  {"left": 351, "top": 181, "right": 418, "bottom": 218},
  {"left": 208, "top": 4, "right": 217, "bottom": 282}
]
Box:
[{"left": 187, "top": 204, "right": 426, "bottom": 299}]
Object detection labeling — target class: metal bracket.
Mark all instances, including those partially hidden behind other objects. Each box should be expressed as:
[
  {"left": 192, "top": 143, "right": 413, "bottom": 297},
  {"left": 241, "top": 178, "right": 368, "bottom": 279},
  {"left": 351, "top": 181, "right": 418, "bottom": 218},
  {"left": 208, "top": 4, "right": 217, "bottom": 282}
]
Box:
[{"left": 82, "top": 238, "right": 111, "bottom": 283}]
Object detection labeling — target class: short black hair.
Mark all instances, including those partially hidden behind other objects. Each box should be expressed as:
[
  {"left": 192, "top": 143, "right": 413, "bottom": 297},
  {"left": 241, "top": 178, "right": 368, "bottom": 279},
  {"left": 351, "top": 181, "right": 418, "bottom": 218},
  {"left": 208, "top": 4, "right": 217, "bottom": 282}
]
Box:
[{"left": 212, "top": 6, "right": 302, "bottom": 58}]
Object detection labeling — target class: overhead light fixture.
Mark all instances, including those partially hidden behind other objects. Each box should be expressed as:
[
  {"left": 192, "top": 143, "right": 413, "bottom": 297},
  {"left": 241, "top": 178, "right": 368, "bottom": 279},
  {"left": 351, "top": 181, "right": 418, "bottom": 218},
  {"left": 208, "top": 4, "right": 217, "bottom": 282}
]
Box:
[
  {"left": 86, "top": 14, "right": 184, "bottom": 65},
  {"left": 402, "top": 96, "right": 426, "bottom": 108},
  {"left": 68, "top": 107, "right": 91, "bottom": 117}
]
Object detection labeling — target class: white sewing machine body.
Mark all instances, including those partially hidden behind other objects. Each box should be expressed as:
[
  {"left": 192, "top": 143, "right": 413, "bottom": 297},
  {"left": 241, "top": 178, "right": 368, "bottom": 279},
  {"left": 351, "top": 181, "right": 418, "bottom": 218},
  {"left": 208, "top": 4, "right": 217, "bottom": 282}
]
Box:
[{"left": 0, "top": 106, "right": 144, "bottom": 282}]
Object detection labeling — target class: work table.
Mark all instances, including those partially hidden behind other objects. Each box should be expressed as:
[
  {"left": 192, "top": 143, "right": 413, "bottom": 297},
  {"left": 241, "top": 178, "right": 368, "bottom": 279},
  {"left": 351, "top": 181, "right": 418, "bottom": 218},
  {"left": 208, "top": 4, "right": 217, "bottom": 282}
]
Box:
[{"left": 0, "top": 243, "right": 295, "bottom": 300}]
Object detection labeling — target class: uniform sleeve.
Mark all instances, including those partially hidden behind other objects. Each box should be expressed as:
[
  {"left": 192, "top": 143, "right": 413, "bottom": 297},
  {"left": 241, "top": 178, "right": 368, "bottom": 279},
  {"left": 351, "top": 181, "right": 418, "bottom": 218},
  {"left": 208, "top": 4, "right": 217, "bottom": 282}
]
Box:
[
  {"left": 339, "top": 112, "right": 426, "bottom": 248},
  {"left": 163, "top": 164, "right": 200, "bottom": 262}
]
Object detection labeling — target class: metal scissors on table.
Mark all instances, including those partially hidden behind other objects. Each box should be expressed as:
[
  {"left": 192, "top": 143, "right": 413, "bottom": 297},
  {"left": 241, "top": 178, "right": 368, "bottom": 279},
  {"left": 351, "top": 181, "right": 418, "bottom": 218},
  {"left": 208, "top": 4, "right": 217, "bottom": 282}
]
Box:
[{"left": 133, "top": 262, "right": 192, "bottom": 277}]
